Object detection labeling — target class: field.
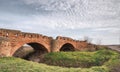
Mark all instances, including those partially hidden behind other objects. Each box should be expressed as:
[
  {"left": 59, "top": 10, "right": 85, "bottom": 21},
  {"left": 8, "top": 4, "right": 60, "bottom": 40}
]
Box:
[{"left": 0, "top": 48, "right": 120, "bottom": 72}]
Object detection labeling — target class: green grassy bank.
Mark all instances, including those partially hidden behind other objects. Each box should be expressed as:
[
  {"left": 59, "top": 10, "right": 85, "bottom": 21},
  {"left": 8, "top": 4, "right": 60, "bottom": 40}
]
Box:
[{"left": 0, "top": 49, "right": 120, "bottom": 72}]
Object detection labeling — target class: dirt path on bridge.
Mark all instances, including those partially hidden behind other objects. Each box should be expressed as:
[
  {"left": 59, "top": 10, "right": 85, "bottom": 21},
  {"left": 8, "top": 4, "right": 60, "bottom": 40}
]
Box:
[{"left": 106, "top": 45, "right": 120, "bottom": 52}]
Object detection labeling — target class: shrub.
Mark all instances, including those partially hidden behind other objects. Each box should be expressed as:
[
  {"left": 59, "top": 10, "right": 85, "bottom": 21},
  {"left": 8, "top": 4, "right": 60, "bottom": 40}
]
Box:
[
  {"left": 106, "top": 58, "right": 120, "bottom": 72},
  {"left": 43, "top": 49, "right": 117, "bottom": 68}
]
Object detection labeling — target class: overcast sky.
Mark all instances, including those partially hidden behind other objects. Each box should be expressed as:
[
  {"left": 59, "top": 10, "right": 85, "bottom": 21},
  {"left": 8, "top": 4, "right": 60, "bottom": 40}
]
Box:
[{"left": 0, "top": 0, "right": 120, "bottom": 45}]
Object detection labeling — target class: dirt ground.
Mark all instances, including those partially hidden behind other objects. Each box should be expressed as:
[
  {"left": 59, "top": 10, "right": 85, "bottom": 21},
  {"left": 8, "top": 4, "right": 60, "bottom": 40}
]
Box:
[{"left": 106, "top": 45, "right": 120, "bottom": 52}]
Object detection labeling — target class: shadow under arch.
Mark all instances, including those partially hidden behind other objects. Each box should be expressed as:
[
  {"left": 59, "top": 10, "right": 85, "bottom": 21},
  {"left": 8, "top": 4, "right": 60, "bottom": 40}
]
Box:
[
  {"left": 60, "top": 43, "right": 75, "bottom": 51},
  {"left": 27, "top": 42, "right": 48, "bottom": 53},
  {"left": 13, "top": 42, "right": 48, "bottom": 62}
]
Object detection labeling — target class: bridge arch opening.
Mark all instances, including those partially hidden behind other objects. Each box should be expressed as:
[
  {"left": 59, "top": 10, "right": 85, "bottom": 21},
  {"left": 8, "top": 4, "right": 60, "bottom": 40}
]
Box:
[
  {"left": 13, "top": 42, "right": 48, "bottom": 62},
  {"left": 60, "top": 43, "right": 75, "bottom": 51}
]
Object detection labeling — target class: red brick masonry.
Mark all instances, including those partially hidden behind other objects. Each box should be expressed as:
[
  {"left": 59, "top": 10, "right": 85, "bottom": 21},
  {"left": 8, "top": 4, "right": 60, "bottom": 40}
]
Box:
[{"left": 0, "top": 28, "right": 96, "bottom": 57}]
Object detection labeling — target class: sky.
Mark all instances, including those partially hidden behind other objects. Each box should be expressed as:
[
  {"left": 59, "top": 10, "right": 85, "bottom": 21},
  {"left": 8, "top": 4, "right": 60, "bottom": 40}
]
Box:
[{"left": 0, "top": 0, "right": 120, "bottom": 45}]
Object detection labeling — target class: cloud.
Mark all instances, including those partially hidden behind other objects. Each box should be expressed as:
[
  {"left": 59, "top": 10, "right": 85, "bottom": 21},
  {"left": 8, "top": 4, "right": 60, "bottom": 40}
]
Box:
[
  {"left": 22, "top": 0, "right": 120, "bottom": 15},
  {"left": 0, "top": 0, "right": 120, "bottom": 44},
  {"left": 95, "top": 28, "right": 120, "bottom": 34},
  {"left": 21, "top": 0, "right": 120, "bottom": 29},
  {"left": 22, "top": 0, "right": 75, "bottom": 11}
]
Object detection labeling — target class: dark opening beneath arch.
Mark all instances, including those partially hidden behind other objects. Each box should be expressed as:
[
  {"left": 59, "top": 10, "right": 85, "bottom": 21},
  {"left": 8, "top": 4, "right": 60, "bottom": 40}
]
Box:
[
  {"left": 60, "top": 43, "right": 75, "bottom": 51},
  {"left": 13, "top": 42, "right": 48, "bottom": 62}
]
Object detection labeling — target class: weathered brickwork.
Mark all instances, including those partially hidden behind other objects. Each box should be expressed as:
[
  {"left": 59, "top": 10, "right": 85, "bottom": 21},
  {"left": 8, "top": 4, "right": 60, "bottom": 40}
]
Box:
[{"left": 0, "top": 28, "right": 96, "bottom": 57}]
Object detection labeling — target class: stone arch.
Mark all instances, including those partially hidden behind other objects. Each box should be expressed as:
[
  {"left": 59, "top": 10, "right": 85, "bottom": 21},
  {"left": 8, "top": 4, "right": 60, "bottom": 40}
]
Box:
[
  {"left": 27, "top": 42, "right": 48, "bottom": 53},
  {"left": 13, "top": 42, "right": 49, "bottom": 62},
  {"left": 60, "top": 43, "right": 75, "bottom": 51},
  {"left": 12, "top": 42, "right": 49, "bottom": 56}
]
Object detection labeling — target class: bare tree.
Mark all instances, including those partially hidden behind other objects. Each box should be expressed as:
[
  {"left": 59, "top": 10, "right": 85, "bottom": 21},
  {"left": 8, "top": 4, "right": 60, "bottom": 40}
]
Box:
[
  {"left": 119, "top": 35, "right": 120, "bottom": 48},
  {"left": 84, "top": 36, "right": 92, "bottom": 44},
  {"left": 96, "top": 39, "right": 102, "bottom": 45}
]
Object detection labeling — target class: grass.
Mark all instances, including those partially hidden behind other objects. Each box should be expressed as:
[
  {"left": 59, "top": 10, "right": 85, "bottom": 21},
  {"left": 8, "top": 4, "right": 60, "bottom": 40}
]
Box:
[
  {"left": 0, "top": 57, "right": 108, "bottom": 72},
  {"left": 0, "top": 48, "right": 120, "bottom": 72},
  {"left": 43, "top": 49, "right": 119, "bottom": 68}
]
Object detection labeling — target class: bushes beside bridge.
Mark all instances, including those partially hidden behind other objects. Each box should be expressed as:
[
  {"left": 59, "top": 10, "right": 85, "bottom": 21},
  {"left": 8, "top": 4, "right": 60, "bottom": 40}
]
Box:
[
  {"left": 0, "top": 48, "right": 120, "bottom": 72},
  {"left": 0, "top": 57, "right": 108, "bottom": 72},
  {"left": 42, "top": 49, "right": 119, "bottom": 68}
]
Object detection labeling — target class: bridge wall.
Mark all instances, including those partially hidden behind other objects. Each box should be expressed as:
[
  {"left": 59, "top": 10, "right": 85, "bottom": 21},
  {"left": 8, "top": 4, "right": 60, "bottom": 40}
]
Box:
[
  {"left": 52, "top": 36, "right": 77, "bottom": 52},
  {"left": 0, "top": 29, "right": 53, "bottom": 56},
  {"left": 0, "top": 28, "right": 95, "bottom": 57}
]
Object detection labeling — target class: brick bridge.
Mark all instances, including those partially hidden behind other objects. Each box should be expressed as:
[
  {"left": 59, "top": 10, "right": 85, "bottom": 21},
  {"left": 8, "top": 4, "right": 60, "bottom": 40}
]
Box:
[{"left": 0, "top": 28, "right": 96, "bottom": 57}]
